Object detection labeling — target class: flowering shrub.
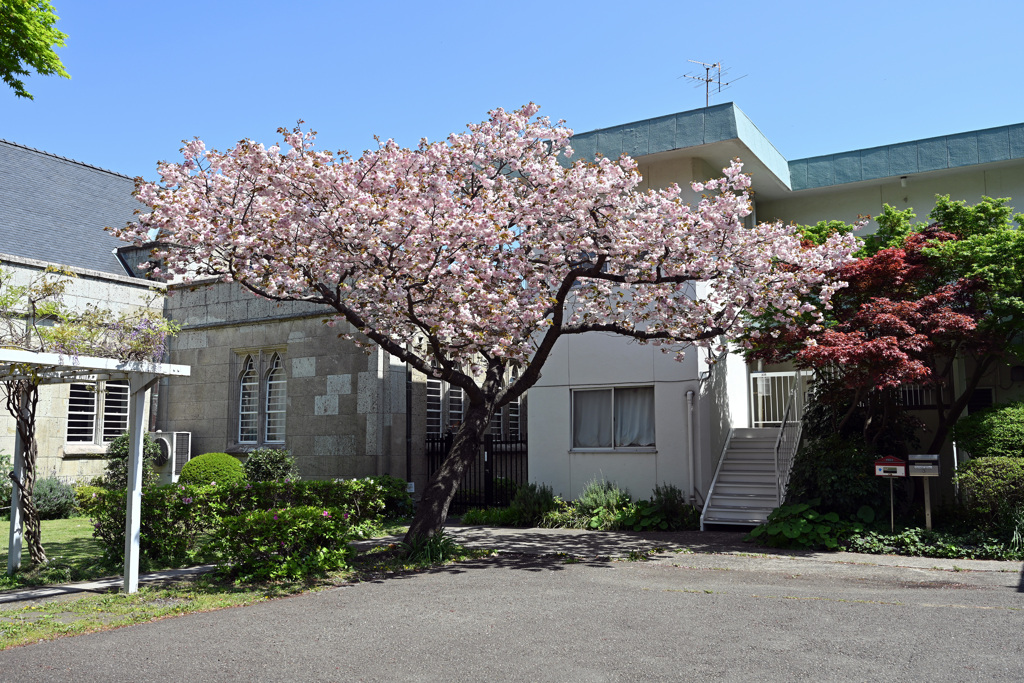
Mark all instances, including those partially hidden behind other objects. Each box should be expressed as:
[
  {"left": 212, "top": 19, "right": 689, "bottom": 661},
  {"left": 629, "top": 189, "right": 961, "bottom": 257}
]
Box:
[
  {"left": 73, "top": 485, "right": 105, "bottom": 517},
  {"left": 216, "top": 506, "right": 354, "bottom": 581},
  {"left": 91, "top": 483, "right": 222, "bottom": 568}
]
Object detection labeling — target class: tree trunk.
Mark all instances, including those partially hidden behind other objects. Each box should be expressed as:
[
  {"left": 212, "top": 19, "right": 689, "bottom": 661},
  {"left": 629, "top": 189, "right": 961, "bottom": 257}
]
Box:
[
  {"left": 404, "top": 403, "right": 490, "bottom": 544},
  {"left": 5, "top": 381, "right": 46, "bottom": 566},
  {"left": 926, "top": 355, "right": 996, "bottom": 454}
]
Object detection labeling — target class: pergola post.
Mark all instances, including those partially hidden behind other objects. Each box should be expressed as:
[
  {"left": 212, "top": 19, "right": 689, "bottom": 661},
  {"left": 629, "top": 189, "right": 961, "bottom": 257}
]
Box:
[
  {"left": 6, "top": 388, "right": 25, "bottom": 575},
  {"left": 122, "top": 376, "right": 154, "bottom": 594},
  {"left": 0, "top": 350, "right": 189, "bottom": 591}
]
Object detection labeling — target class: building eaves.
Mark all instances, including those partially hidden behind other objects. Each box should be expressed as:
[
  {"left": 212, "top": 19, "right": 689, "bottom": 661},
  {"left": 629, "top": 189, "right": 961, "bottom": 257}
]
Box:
[{"left": 789, "top": 123, "right": 1024, "bottom": 191}]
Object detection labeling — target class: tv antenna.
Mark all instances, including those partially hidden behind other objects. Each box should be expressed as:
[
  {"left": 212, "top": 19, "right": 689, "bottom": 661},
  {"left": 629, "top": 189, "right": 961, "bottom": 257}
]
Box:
[{"left": 679, "top": 60, "right": 747, "bottom": 107}]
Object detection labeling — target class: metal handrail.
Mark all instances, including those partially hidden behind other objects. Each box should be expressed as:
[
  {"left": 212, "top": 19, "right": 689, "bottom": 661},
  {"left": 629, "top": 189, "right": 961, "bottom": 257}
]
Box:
[
  {"left": 699, "top": 427, "right": 734, "bottom": 531},
  {"left": 773, "top": 384, "right": 803, "bottom": 506}
]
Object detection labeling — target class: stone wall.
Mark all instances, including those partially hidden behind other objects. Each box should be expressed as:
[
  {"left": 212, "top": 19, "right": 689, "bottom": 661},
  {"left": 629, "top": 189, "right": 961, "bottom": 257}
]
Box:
[{"left": 160, "top": 280, "right": 427, "bottom": 488}]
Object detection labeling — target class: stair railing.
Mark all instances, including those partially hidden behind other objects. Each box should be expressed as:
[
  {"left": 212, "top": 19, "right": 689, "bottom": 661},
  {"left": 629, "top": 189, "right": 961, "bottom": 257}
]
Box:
[
  {"left": 700, "top": 428, "right": 734, "bottom": 531},
  {"left": 773, "top": 383, "right": 804, "bottom": 506}
]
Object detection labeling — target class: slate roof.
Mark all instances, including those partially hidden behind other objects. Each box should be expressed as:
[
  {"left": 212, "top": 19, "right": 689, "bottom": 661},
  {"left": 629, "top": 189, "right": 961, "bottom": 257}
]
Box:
[{"left": 0, "top": 139, "right": 142, "bottom": 277}]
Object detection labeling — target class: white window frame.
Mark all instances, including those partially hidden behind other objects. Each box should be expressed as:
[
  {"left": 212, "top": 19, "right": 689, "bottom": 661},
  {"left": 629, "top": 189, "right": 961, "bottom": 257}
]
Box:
[
  {"left": 571, "top": 385, "right": 656, "bottom": 451},
  {"left": 66, "top": 379, "right": 131, "bottom": 446},
  {"left": 264, "top": 353, "right": 286, "bottom": 443},
  {"left": 233, "top": 349, "right": 286, "bottom": 448}
]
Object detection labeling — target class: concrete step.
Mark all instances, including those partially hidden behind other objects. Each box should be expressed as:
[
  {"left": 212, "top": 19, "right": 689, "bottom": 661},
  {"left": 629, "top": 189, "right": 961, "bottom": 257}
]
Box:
[
  {"left": 703, "top": 504, "right": 773, "bottom": 525},
  {"left": 711, "top": 495, "right": 777, "bottom": 509},
  {"left": 719, "top": 462, "right": 775, "bottom": 472},
  {"left": 712, "top": 481, "right": 777, "bottom": 496},
  {"left": 729, "top": 430, "right": 774, "bottom": 440}
]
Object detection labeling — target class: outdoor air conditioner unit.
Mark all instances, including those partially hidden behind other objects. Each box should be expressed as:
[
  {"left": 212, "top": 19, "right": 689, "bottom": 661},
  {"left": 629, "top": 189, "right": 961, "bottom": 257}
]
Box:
[{"left": 150, "top": 431, "right": 192, "bottom": 484}]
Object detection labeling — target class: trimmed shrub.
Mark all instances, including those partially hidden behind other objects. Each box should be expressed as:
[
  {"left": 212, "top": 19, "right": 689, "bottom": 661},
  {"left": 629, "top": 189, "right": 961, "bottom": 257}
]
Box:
[
  {"left": 243, "top": 448, "right": 298, "bottom": 482},
  {"left": 103, "top": 432, "right": 161, "bottom": 490},
  {"left": 91, "top": 483, "right": 222, "bottom": 568},
  {"left": 179, "top": 452, "right": 244, "bottom": 486},
  {"left": 952, "top": 402, "right": 1024, "bottom": 459},
  {"left": 216, "top": 506, "right": 354, "bottom": 582},
  {"left": 373, "top": 475, "right": 415, "bottom": 519},
  {"left": 33, "top": 477, "right": 77, "bottom": 520},
  {"left": 954, "top": 456, "right": 1024, "bottom": 529}
]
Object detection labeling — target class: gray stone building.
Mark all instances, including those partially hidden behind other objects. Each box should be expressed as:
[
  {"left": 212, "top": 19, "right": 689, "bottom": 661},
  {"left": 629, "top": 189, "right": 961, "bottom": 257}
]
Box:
[{"left": 157, "top": 279, "right": 428, "bottom": 487}]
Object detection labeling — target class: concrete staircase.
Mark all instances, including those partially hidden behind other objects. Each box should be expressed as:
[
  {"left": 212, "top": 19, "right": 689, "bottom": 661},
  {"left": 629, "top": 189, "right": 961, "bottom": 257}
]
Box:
[{"left": 701, "top": 428, "right": 779, "bottom": 528}]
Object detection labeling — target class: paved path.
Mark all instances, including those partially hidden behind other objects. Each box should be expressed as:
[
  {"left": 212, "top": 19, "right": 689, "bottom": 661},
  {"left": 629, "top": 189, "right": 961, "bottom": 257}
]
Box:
[{"left": 0, "top": 526, "right": 1022, "bottom": 681}]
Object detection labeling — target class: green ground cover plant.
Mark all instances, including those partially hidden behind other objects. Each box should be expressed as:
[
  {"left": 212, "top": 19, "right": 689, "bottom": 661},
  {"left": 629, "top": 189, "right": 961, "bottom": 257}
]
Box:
[{"left": 462, "top": 481, "right": 700, "bottom": 532}]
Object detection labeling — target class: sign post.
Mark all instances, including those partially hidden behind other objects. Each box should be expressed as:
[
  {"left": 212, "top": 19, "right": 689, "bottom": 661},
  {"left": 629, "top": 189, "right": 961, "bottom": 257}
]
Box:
[
  {"left": 874, "top": 456, "right": 906, "bottom": 533},
  {"left": 908, "top": 454, "right": 940, "bottom": 530}
]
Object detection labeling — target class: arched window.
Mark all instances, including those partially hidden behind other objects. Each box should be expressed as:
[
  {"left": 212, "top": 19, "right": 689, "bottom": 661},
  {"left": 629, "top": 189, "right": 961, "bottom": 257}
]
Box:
[
  {"left": 238, "top": 355, "right": 259, "bottom": 444},
  {"left": 264, "top": 353, "right": 286, "bottom": 443}
]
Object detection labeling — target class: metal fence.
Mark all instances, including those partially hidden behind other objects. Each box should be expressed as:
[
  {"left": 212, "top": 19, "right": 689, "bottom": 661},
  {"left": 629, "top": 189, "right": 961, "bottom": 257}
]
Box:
[
  {"left": 425, "top": 434, "right": 528, "bottom": 514},
  {"left": 749, "top": 371, "right": 813, "bottom": 428}
]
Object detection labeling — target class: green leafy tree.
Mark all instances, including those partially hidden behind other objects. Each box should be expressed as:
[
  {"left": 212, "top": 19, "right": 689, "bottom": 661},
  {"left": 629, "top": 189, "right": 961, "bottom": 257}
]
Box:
[
  {"left": 0, "top": 0, "right": 69, "bottom": 99},
  {"left": 750, "top": 195, "right": 1024, "bottom": 455}
]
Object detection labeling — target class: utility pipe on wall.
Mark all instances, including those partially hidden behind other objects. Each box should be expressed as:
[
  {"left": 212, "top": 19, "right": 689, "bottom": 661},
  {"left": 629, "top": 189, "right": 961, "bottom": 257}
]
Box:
[{"left": 686, "top": 389, "right": 696, "bottom": 505}]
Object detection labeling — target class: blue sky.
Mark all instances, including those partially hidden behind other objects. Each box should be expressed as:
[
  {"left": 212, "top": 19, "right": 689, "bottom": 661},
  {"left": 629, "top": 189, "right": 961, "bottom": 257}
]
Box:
[{"left": 4, "top": 0, "right": 1023, "bottom": 181}]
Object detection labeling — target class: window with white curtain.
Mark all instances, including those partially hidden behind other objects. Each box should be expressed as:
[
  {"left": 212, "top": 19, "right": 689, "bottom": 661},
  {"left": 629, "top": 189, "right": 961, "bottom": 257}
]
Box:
[{"left": 572, "top": 386, "right": 655, "bottom": 449}]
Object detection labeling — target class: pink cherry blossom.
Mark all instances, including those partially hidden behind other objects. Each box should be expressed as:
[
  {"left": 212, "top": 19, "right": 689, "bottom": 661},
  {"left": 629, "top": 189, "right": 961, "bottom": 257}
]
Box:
[{"left": 117, "top": 104, "right": 856, "bottom": 540}]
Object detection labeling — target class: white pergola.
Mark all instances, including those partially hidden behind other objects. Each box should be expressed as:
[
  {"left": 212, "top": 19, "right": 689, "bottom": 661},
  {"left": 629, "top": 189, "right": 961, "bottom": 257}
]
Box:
[{"left": 0, "top": 348, "right": 190, "bottom": 594}]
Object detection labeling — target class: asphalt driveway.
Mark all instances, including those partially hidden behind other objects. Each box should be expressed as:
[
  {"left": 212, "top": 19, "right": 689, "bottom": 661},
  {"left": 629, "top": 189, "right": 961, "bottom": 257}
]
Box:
[{"left": 1, "top": 527, "right": 1022, "bottom": 682}]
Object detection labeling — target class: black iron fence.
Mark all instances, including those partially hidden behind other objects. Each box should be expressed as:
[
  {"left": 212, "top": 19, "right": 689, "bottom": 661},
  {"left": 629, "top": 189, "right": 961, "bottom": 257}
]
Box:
[{"left": 425, "top": 434, "right": 528, "bottom": 514}]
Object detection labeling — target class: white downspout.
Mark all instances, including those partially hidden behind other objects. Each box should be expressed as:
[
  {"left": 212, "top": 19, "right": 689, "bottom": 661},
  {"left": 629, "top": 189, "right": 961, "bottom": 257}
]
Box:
[{"left": 686, "top": 389, "right": 696, "bottom": 505}]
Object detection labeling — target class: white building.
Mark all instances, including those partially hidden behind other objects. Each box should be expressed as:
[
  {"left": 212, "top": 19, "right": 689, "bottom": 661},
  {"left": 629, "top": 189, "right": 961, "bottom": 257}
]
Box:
[{"left": 528, "top": 103, "right": 1024, "bottom": 524}]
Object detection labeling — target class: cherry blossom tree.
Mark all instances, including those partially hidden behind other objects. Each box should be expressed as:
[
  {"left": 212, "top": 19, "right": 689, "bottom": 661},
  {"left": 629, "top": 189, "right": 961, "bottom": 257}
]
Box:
[{"left": 118, "top": 104, "right": 856, "bottom": 541}]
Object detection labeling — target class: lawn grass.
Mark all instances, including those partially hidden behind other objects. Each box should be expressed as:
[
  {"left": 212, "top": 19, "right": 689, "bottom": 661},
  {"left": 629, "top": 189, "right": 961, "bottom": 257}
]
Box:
[{"left": 0, "top": 517, "right": 109, "bottom": 589}]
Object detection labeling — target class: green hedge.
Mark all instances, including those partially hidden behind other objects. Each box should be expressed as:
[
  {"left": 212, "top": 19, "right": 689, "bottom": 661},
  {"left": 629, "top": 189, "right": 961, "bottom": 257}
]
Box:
[
  {"left": 216, "top": 506, "right": 354, "bottom": 581},
  {"left": 952, "top": 402, "right": 1024, "bottom": 459},
  {"left": 953, "top": 456, "right": 1024, "bottom": 529},
  {"left": 90, "top": 476, "right": 413, "bottom": 572}
]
